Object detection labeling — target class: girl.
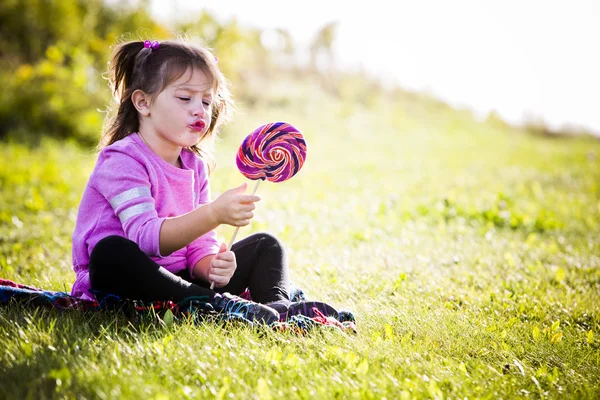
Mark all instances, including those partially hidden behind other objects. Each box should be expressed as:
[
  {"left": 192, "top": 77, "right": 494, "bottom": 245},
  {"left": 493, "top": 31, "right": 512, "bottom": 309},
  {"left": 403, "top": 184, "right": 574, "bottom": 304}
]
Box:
[{"left": 71, "top": 38, "right": 338, "bottom": 324}]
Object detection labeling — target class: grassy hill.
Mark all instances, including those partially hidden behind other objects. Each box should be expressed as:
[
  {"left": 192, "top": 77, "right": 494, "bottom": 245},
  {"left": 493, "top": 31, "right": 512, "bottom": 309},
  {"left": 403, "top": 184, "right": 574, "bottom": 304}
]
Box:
[{"left": 1, "top": 74, "right": 599, "bottom": 398}]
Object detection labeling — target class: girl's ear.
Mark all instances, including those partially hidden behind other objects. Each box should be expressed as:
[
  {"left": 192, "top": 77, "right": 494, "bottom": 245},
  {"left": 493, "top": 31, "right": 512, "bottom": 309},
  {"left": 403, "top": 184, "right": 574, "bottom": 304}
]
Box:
[{"left": 131, "top": 89, "right": 151, "bottom": 116}]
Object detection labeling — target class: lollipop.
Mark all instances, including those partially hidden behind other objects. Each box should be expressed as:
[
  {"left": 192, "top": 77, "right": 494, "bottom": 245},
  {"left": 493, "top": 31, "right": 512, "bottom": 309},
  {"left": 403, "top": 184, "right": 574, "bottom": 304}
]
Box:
[
  {"left": 236, "top": 122, "right": 307, "bottom": 183},
  {"left": 210, "top": 122, "right": 306, "bottom": 289}
]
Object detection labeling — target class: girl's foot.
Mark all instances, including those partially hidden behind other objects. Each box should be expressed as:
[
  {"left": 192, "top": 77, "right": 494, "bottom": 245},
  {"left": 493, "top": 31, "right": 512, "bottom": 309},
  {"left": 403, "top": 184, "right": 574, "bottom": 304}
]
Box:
[
  {"left": 285, "top": 301, "right": 339, "bottom": 320},
  {"left": 211, "top": 293, "right": 279, "bottom": 324},
  {"left": 265, "top": 299, "right": 291, "bottom": 321}
]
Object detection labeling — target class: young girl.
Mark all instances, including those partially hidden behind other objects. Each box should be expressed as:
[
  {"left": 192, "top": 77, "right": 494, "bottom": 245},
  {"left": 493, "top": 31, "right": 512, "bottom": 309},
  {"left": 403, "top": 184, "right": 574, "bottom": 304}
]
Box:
[{"left": 71, "top": 38, "right": 338, "bottom": 324}]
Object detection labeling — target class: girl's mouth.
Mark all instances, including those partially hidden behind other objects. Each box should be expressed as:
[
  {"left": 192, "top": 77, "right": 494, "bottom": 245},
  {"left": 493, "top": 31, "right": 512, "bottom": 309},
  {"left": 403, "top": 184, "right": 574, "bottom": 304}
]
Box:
[{"left": 190, "top": 121, "right": 206, "bottom": 132}]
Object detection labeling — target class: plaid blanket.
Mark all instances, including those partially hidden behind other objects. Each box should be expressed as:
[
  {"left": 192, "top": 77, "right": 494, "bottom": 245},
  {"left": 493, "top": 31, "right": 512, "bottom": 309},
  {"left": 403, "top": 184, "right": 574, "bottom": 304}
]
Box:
[{"left": 0, "top": 279, "right": 356, "bottom": 334}]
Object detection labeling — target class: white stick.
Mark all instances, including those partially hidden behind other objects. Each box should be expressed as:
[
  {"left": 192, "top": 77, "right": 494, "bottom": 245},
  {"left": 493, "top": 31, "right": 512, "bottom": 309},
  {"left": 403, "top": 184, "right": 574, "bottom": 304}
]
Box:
[{"left": 210, "top": 179, "right": 262, "bottom": 290}]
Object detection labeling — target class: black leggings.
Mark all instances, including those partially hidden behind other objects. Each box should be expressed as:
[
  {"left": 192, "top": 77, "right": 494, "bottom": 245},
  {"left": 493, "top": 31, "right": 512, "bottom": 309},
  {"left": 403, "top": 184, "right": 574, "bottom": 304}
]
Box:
[{"left": 88, "top": 233, "right": 290, "bottom": 304}]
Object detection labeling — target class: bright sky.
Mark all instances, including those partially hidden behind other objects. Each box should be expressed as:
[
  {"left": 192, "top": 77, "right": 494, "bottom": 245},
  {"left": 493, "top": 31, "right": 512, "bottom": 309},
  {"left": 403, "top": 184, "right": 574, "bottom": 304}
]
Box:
[{"left": 151, "top": 0, "right": 600, "bottom": 134}]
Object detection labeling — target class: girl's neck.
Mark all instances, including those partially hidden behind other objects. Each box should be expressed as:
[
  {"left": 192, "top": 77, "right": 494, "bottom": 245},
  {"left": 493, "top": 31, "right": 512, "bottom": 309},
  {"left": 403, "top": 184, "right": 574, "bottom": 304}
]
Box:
[{"left": 137, "top": 132, "right": 182, "bottom": 168}]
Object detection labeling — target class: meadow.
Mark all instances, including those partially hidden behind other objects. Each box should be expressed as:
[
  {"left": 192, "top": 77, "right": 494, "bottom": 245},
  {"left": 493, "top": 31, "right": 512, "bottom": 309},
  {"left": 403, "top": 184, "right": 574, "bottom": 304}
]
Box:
[{"left": 1, "top": 79, "right": 599, "bottom": 399}]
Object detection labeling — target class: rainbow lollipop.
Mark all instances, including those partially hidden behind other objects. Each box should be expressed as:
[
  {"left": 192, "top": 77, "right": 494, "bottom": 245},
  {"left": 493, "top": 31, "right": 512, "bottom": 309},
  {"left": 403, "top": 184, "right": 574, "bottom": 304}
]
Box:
[
  {"left": 236, "top": 122, "right": 307, "bottom": 183},
  {"left": 211, "top": 122, "right": 306, "bottom": 289}
]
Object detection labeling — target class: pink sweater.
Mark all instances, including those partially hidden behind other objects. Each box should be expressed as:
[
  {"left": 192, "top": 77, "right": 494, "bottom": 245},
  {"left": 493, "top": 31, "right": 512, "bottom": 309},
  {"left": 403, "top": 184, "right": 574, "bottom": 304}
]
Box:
[{"left": 71, "top": 134, "right": 220, "bottom": 300}]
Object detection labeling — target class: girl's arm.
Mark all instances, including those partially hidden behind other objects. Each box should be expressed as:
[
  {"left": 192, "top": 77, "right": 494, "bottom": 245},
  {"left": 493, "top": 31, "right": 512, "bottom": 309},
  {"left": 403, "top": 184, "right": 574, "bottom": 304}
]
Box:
[
  {"left": 159, "top": 183, "right": 259, "bottom": 256},
  {"left": 159, "top": 202, "right": 219, "bottom": 256},
  {"left": 94, "top": 148, "right": 257, "bottom": 260}
]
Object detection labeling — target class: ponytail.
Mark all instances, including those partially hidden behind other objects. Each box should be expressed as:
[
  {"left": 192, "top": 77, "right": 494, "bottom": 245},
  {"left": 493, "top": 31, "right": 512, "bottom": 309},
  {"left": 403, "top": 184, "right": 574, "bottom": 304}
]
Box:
[{"left": 100, "top": 42, "right": 145, "bottom": 148}]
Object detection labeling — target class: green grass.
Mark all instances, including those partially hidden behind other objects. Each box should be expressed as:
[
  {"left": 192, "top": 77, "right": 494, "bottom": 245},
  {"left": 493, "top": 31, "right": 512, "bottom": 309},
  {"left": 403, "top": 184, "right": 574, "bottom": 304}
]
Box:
[{"left": 1, "top": 85, "right": 599, "bottom": 398}]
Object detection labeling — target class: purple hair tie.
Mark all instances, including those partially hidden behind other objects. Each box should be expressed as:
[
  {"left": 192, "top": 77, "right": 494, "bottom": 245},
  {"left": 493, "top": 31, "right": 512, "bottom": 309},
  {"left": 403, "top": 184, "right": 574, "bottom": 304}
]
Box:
[{"left": 143, "top": 40, "right": 160, "bottom": 50}]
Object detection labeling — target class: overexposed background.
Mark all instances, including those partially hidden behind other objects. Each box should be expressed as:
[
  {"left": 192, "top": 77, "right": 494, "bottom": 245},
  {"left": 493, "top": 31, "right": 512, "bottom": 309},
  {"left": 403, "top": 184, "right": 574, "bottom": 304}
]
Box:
[{"left": 151, "top": 0, "right": 600, "bottom": 135}]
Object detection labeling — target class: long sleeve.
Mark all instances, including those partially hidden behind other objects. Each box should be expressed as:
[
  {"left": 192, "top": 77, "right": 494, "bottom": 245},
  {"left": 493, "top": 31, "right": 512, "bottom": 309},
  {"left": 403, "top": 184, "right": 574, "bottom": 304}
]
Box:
[{"left": 91, "top": 148, "right": 165, "bottom": 257}]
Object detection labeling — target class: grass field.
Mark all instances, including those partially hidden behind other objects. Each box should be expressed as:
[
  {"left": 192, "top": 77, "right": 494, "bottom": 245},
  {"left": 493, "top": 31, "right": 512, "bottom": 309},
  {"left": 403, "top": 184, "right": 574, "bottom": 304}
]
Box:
[{"left": 1, "top": 84, "right": 599, "bottom": 399}]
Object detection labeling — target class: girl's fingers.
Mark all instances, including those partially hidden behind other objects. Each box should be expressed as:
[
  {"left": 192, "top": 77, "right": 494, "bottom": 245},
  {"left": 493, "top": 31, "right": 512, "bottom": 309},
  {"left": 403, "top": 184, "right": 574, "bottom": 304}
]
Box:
[
  {"left": 236, "top": 204, "right": 255, "bottom": 213},
  {"left": 227, "top": 218, "right": 249, "bottom": 226},
  {"left": 230, "top": 205, "right": 254, "bottom": 222},
  {"left": 209, "top": 269, "right": 227, "bottom": 280},
  {"left": 208, "top": 274, "right": 229, "bottom": 287},
  {"left": 209, "top": 270, "right": 232, "bottom": 286},
  {"left": 215, "top": 252, "right": 234, "bottom": 262},
  {"left": 211, "top": 259, "right": 235, "bottom": 269},
  {"left": 233, "top": 210, "right": 253, "bottom": 219},
  {"left": 238, "top": 194, "right": 261, "bottom": 203}
]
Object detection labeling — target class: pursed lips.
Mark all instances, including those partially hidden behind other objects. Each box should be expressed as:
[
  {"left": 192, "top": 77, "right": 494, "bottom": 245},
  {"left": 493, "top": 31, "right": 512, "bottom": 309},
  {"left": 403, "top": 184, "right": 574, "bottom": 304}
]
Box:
[{"left": 189, "top": 120, "right": 206, "bottom": 132}]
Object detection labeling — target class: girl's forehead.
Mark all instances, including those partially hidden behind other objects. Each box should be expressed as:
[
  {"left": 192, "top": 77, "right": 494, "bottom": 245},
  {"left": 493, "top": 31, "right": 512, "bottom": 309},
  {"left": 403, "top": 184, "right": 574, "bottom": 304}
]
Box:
[{"left": 170, "top": 67, "right": 214, "bottom": 93}]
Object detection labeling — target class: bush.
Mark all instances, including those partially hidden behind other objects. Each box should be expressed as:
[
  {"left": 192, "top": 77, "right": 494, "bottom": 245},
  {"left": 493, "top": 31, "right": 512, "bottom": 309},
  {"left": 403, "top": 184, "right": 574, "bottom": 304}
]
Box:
[
  {"left": 0, "top": 43, "right": 106, "bottom": 145},
  {"left": 0, "top": 0, "right": 165, "bottom": 145}
]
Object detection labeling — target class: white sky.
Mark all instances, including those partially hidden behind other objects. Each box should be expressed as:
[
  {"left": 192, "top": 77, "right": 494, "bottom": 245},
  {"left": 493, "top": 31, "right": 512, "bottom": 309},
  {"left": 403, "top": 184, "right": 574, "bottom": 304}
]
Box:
[{"left": 151, "top": 0, "right": 600, "bottom": 134}]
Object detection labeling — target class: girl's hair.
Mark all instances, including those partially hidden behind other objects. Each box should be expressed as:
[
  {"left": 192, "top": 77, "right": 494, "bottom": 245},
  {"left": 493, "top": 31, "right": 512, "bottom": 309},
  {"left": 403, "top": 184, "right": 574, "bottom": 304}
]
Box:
[{"left": 101, "top": 37, "right": 233, "bottom": 169}]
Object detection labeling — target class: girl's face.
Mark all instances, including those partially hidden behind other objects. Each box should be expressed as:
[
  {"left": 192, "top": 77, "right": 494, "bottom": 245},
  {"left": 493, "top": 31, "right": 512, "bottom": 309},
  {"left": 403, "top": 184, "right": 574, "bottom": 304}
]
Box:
[{"left": 144, "top": 67, "right": 214, "bottom": 150}]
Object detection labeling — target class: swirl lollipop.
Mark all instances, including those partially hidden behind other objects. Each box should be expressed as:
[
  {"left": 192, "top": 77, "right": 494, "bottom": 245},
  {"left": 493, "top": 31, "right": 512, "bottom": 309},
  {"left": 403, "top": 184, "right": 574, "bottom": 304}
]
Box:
[
  {"left": 211, "top": 122, "right": 306, "bottom": 289},
  {"left": 236, "top": 122, "right": 307, "bottom": 183},
  {"left": 233, "top": 121, "right": 306, "bottom": 242}
]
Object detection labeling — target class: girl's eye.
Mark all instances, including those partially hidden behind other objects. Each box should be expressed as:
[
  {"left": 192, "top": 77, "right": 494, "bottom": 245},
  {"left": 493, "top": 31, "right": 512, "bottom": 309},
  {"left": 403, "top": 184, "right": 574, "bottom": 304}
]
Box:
[
  {"left": 177, "top": 97, "right": 191, "bottom": 102},
  {"left": 203, "top": 101, "right": 211, "bottom": 107}
]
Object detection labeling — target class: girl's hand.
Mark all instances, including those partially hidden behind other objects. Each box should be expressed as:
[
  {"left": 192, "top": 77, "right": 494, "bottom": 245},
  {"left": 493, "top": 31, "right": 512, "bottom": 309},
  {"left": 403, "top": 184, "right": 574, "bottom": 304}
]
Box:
[
  {"left": 210, "top": 182, "right": 260, "bottom": 227},
  {"left": 208, "top": 242, "right": 236, "bottom": 288}
]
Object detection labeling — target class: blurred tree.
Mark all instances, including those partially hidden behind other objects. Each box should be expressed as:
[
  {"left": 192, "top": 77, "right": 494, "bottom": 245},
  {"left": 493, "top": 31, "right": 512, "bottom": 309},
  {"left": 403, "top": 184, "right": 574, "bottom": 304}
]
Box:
[
  {"left": 275, "top": 28, "right": 295, "bottom": 56},
  {"left": 0, "top": 0, "right": 90, "bottom": 65},
  {"left": 0, "top": 1, "right": 384, "bottom": 145},
  {"left": 179, "top": 12, "right": 269, "bottom": 105},
  {"left": 259, "top": 28, "right": 295, "bottom": 71},
  {"left": 309, "top": 21, "right": 338, "bottom": 71},
  {"left": 0, "top": 0, "right": 167, "bottom": 145}
]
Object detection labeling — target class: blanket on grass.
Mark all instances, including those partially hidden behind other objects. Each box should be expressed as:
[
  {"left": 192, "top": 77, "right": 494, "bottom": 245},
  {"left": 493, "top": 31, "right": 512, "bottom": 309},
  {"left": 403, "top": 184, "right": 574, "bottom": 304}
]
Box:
[{"left": 0, "top": 279, "right": 356, "bottom": 334}]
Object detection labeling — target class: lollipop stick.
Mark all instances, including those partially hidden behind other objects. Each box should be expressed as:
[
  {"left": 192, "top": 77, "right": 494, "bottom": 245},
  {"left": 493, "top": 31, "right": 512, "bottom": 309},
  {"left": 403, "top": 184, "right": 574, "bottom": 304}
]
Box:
[
  {"left": 210, "top": 180, "right": 261, "bottom": 290},
  {"left": 228, "top": 180, "right": 261, "bottom": 248}
]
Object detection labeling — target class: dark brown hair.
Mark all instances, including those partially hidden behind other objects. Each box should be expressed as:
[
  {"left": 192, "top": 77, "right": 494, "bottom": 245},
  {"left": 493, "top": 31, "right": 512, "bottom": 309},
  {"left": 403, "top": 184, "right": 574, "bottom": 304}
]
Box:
[{"left": 101, "top": 37, "right": 233, "bottom": 168}]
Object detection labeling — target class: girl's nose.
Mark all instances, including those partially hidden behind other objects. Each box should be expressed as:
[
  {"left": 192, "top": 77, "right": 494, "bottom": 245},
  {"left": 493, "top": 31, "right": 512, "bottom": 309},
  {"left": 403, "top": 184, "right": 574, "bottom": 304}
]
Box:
[{"left": 192, "top": 101, "right": 205, "bottom": 117}]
